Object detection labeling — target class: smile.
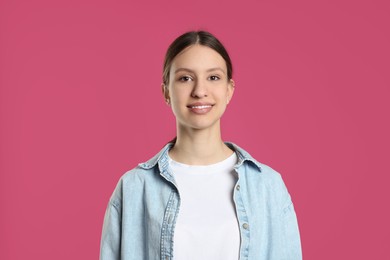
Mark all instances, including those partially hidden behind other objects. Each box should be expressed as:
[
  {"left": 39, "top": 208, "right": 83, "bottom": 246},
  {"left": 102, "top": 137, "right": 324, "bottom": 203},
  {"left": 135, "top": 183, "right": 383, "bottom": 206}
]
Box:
[
  {"left": 189, "top": 105, "right": 212, "bottom": 109},
  {"left": 187, "top": 103, "right": 214, "bottom": 114}
]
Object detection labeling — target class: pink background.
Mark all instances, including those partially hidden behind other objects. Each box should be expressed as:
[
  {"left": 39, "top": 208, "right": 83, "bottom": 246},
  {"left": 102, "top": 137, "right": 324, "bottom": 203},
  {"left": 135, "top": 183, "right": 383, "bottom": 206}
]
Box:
[{"left": 1, "top": 0, "right": 389, "bottom": 259}]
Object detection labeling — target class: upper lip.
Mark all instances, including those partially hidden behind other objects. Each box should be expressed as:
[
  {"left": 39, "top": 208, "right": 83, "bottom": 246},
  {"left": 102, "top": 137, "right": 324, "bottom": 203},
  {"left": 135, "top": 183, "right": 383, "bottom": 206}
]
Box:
[{"left": 187, "top": 102, "right": 214, "bottom": 107}]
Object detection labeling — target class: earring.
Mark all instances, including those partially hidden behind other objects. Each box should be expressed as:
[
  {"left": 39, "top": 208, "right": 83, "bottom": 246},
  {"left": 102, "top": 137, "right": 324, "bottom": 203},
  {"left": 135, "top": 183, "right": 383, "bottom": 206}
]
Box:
[{"left": 166, "top": 99, "right": 170, "bottom": 105}]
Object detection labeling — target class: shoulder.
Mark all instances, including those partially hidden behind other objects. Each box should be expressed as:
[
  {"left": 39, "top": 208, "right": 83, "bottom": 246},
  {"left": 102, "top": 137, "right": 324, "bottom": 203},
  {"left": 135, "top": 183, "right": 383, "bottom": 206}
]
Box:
[
  {"left": 257, "top": 162, "right": 285, "bottom": 184},
  {"left": 228, "top": 142, "right": 289, "bottom": 195},
  {"left": 108, "top": 166, "right": 147, "bottom": 207},
  {"left": 109, "top": 143, "right": 173, "bottom": 205},
  {"left": 227, "top": 142, "right": 283, "bottom": 179},
  {"left": 245, "top": 159, "right": 288, "bottom": 196}
]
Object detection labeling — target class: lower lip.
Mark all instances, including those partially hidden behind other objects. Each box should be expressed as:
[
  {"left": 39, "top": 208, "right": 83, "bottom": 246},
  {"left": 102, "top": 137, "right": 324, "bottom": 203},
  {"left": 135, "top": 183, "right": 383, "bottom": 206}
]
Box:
[{"left": 188, "top": 106, "right": 213, "bottom": 114}]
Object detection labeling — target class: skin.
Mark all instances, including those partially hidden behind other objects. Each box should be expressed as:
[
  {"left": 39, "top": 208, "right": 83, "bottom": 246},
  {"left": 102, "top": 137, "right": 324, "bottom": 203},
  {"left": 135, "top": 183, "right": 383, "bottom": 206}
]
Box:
[{"left": 162, "top": 44, "right": 235, "bottom": 165}]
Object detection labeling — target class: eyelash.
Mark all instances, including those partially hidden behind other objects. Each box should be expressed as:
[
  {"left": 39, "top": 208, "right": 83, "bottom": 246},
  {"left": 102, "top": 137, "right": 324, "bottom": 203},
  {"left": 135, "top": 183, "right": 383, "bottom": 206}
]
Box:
[
  {"left": 177, "top": 75, "right": 221, "bottom": 82},
  {"left": 209, "top": 75, "right": 220, "bottom": 81},
  {"left": 178, "top": 76, "right": 193, "bottom": 82}
]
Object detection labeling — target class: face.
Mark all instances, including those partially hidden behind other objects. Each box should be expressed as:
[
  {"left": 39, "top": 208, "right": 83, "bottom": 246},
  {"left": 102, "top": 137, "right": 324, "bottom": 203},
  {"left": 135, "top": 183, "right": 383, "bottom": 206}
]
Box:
[{"left": 163, "top": 44, "right": 234, "bottom": 132}]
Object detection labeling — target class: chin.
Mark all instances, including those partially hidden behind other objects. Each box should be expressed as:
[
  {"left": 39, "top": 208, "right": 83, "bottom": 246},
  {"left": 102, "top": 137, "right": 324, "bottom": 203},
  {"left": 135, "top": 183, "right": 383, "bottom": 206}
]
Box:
[{"left": 181, "top": 119, "right": 221, "bottom": 131}]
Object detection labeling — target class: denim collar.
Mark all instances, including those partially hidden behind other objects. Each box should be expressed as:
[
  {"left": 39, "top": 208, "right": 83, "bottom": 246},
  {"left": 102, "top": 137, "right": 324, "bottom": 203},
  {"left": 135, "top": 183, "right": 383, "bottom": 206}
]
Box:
[{"left": 138, "top": 142, "right": 262, "bottom": 173}]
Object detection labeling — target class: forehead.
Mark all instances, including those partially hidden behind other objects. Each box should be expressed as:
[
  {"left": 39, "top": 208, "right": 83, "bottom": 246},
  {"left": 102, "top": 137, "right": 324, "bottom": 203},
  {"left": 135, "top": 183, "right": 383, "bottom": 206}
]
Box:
[{"left": 170, "top": 44, "right": 227, "bottom": 72}]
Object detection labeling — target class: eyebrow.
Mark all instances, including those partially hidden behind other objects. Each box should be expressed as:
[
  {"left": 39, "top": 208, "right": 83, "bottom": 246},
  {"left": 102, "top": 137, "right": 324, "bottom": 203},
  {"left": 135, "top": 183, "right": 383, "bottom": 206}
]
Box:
[{"left": 174, "top": 67, "right": 226, "bottom": 75}]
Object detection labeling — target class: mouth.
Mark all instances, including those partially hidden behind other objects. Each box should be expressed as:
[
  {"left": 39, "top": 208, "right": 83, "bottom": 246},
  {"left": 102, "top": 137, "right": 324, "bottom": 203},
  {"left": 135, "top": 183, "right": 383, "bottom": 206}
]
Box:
[
  {"left": 188, "top": 105, "right": 213, "bottom": 109},
  {"left": 187, "top": 103, "right": 214, "bottom": 114}
]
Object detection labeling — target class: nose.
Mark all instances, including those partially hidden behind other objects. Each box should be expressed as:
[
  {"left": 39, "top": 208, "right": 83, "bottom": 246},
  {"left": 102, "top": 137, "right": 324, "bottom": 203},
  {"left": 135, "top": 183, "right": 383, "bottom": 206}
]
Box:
[{"left": 191, "top": 79, "right": 208, "bottom": 98}]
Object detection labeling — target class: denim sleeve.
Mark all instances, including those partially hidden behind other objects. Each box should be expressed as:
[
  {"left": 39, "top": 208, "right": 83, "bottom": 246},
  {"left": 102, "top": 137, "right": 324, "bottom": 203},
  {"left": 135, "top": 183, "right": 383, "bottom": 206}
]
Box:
[
  {"left": 281, "top": 194, "right": 302, "bottom": 260},
  {"left": 100, "top": 200, "right": 122, "bottom": 260}
]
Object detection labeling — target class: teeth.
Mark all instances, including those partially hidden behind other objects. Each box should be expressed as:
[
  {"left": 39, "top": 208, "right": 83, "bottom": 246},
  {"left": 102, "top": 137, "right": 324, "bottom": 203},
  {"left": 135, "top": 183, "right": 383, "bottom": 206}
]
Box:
[{"left": 191, "top": 105, "right": 211, "bottom": 109}]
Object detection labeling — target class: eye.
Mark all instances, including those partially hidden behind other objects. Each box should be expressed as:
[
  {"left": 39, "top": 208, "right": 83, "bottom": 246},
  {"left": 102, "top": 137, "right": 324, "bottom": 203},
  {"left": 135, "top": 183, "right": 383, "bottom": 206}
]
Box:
[
  {"left": 178, "top": 76, "right": 193, "bottom": 82},
  {"left": 209, "top": 75, "right": 220, "bottom": 81}
]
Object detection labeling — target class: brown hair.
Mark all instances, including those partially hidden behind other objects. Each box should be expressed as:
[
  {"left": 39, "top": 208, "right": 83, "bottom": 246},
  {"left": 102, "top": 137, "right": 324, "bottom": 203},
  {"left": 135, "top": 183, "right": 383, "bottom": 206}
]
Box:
[{"left": 162, "top": 31, "right": 233, "bottom": 85}]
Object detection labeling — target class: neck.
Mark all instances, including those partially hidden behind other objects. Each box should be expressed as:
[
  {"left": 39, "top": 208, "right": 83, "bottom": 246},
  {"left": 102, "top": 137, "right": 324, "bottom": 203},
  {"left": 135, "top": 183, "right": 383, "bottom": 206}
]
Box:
[{"left": 169, "top": 122, "right": 233, "bottom": 165}]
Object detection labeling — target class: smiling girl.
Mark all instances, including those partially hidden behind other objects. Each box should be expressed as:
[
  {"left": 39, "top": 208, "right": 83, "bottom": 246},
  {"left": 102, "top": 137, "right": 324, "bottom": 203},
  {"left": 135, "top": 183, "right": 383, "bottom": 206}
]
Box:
[{"left": 100, "top": 31, "right": 302, "bottom": 260}]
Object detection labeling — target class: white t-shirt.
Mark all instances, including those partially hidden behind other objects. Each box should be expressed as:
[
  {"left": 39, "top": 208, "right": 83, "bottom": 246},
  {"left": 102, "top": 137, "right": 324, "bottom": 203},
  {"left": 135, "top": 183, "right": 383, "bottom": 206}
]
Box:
[{"left": 169, "top": 153, "right": 240, "bottom": 260}]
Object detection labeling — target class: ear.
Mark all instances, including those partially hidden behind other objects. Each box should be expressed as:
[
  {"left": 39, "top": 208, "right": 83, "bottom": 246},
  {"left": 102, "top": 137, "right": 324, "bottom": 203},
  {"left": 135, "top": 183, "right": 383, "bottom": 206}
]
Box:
[
  {"left": 161, "top": 83, "right": 168, "bottom": 99},
  {"left": 161, "top": 83, "right": 170, "bottom": 103},
  {"left": 227, "top": 79, "right": 235, "bottom": 104}
]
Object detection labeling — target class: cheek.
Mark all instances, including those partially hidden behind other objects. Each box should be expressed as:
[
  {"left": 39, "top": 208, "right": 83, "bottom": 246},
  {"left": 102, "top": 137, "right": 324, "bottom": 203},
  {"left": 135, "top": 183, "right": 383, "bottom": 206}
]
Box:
[
  {"left": 169, "top": 93, "right": 187, "bottom": 109},
  {"left": 171, "top": 87, "right": 190, "bottom": 100},
  {"left": 170, "top": 90, "right": 181, "bottom": 101},
  {"left": 216, "top": 88, "right": 230, "bottom": 98}
]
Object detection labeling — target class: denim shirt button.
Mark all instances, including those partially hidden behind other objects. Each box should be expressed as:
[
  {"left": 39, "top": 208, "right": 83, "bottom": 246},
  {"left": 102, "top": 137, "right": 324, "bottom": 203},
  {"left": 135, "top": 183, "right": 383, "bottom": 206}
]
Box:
[
  {"left": 236, "top": 184, "right": 240, "bottom": 191},
  {"left": 242, "top": 223, "right": 249, "bottom": 230}
]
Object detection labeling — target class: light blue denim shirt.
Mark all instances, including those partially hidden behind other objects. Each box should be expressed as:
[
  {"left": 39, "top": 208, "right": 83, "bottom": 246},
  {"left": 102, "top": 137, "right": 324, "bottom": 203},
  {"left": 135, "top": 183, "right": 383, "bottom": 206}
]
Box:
[{"left": 100, "top": 142, "right": 302, "bottom": 260}]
